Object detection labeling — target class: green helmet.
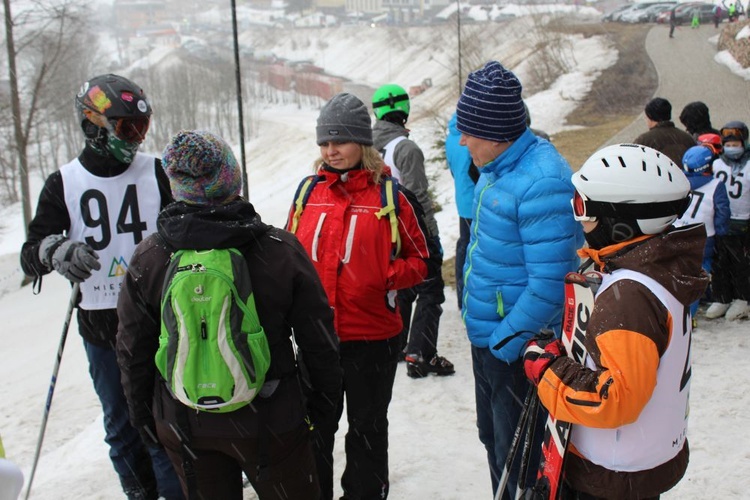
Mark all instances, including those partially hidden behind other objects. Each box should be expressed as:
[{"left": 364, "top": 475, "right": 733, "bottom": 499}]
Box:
[{"left": 372, "top": 84, "right": 410, "bottom": 120}]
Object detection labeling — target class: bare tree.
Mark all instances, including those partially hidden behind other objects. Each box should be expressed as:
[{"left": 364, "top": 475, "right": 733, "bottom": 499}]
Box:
[{"left": 2, "top": 0, "right": 96, "bottom": 238}]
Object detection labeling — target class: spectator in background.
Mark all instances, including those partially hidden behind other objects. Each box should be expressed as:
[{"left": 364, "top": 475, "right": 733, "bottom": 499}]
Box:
[
  {"left": 674, "top": 145, "right": 730, "bottom": 328},
  {"left": 456, "top": 61, "right": 582, "bottom": 499},
  {"left": 713, "top": 4, "right": 723, "bottom": 27},
  {"left": 705, "top": 121, "right": 750, "bottom": 321},
  {"left": 372, "top": 84, "right": 454, "bottom": 379},
  {"left": 633, "top": 97, "right": 696, "bottom": 166},
  {"left": 669, "top": 6, "right": 677, "bottom": 38},
  {"left": 445, "top": 111, "right": 477, "bottom": 310},
  {"left": 679, "top": 101, "right": 720, "bottom": 140}
]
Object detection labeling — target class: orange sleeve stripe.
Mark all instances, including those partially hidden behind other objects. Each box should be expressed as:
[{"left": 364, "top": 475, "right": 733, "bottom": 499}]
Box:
[{"left": 537, "top": 329, "right": 660, "bottom": 428}]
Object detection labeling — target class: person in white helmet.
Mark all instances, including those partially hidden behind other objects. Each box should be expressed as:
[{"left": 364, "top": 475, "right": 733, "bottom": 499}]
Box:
[{"left": 523, "top": 144, "right": 708, "bottom": 500}]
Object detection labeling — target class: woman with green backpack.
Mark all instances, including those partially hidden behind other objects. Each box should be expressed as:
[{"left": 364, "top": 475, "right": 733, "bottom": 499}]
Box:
[{"left": 116, "top": 130, "right": 343, "bottom": 500}]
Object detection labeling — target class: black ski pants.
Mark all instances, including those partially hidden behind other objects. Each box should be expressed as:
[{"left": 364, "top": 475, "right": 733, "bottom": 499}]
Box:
[
  {"left": 315, "top": 336, "right": 400, "bottom": 500},
  {"left": 157, "top": 420, "right": 319, "bottom": 500},
  {"left": 712, "top": 234, "right": 750, "bottom": 303},
  {"left": 398, "top": 236, "right": 446, "bottom": 359}
]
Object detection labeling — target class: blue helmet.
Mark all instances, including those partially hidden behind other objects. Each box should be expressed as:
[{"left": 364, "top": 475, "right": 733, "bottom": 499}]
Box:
[{"left": 682, "top": 145, "right": 714, "bottom": 176}]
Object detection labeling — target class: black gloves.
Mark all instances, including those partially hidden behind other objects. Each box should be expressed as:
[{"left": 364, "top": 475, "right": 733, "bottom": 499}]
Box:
[{"left": 39, "top": 235, "right": 101, "bottom": 283}]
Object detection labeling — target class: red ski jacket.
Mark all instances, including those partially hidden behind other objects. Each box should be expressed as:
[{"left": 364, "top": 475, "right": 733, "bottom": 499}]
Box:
[{"left": 286, "top": 166, "right": 430, "bottom": 342}]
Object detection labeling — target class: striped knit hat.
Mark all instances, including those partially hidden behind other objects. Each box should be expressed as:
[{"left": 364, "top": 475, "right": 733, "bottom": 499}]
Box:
[
  {"left": 456, "top": 61, "right": 527, "bottom": 143},
  {"left": 163, "top": 130, "right": 242, "bottom": 206}
]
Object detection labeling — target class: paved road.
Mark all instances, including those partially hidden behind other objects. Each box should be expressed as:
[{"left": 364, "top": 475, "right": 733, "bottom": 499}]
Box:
[{"left": 606, "top": 22, "right": 750, "bottom": 146}]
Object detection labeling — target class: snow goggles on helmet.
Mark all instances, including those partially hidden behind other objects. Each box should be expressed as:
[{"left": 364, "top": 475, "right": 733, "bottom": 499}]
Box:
[
  {"left": 572, "top": 190, "right": 691, "bottom": 222},
  {"left": 107, "top": 116, "right": 150, "bottom": 143},
  {"left": 721, "top": 127, "right": 745, "bottom": 142}
]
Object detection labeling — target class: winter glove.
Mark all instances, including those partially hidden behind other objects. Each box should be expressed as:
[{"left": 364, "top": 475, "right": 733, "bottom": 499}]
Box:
[
  {"left": 137, "top": 421, "right": 161, "bottom": 449},
  {"left": 39, "top": 235, "right": 101, "bottom": 283},
  {"left": 523, "top": 331, "right": 565, "bottom": 386}
]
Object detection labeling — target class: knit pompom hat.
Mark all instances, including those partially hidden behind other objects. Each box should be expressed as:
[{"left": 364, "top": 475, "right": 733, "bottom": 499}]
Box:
[
  {"left": 163, "top": 130, "right": 242, "bottom": 206},
  {"left": 456, "top": 61, "right": 527, "bottom": 143},
  {"left": 316, "top": 93, "right": 373, "bottom": 146}
]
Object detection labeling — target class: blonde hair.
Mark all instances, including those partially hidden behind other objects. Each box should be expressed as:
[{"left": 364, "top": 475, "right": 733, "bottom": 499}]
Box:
[{"left": 314, "top": 144, "right": 386, "bottom": 184}]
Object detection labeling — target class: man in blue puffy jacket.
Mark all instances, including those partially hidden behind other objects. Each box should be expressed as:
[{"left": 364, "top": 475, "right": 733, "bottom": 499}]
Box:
[{"left": 455, "top": 61, "right": 582, "bottom": 499}]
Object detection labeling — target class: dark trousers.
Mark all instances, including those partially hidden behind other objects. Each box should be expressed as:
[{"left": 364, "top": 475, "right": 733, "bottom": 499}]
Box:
[
  {"left": 472, "top": 346, "right": 545, "bottom": 500},
  {"left": 398, "top": 236, "right": 446, "bottom": 359},
  {"left": 158, "top": 420, "right": 319, "bottom": 500},
  {"left": 712, "top": 235, "right": 750, "bottom": 303},
  {"left": 84, "top": 340, "right": 183, "bottom": 500},
  {"left": 455, "top": 217, "right": 472, "bottom": 310},
  {"left": 317, "top": 336, "right": 400, "bottom": 500}
]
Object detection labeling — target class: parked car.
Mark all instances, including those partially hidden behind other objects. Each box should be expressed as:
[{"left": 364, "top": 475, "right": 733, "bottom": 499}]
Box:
[
  {"left": 656, "top": 2, "right": 727, "bottom": 24},
  {"left": 602, "top": 4, "right": 636, "bottom": 21},
  {"left": 620, "top": 2, "right": 677, "bottom": 23}
]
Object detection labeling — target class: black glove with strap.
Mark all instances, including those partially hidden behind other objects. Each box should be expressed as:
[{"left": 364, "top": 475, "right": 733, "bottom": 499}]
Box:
[{"left": 39, "top": 235, "right": 101, "bottom": 283}]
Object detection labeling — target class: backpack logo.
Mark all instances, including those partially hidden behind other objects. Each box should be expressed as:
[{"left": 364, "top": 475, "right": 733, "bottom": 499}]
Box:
[{"left": 156, "top": 248, "right": 271, "bottom": 413}]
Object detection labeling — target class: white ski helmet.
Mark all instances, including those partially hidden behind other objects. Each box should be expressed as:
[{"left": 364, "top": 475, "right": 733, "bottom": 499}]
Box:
[{"left": 572, "top": 143, "right": 690, "bottom": 235}]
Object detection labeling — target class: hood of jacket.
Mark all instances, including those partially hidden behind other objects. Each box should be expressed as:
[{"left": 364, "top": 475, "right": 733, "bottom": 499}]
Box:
[
  {"left": 373, "top": 119, "right": 408, "bottom": 150},
  {"left": 580, "top": 224, "right": 709, "bottom": 307},
  {"left": 157, "top": 200, "right": 270, "bottom": 251}
]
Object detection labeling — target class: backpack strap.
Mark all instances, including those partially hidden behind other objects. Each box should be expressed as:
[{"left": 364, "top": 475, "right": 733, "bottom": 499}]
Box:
[
  {"left": 375, "top": 176, "right": 402, "bottom": 259},
  {"left": 290, "top": 175, "right": 323, "bottom": 234}
]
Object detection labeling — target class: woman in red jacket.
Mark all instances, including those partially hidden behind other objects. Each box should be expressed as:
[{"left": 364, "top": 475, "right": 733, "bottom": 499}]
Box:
[{"left": 286, "top": 92, "right": 432, "bottom": 500}]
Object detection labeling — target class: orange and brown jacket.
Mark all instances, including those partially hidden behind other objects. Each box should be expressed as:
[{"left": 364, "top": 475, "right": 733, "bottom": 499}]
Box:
[{"left": 538, "top": 224, "right": 708, "bottom": 499}]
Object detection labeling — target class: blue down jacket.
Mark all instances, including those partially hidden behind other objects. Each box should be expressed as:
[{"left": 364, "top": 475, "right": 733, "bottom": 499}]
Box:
[{"left": 462, "top": 129, "right": 583, "bottom": 362}]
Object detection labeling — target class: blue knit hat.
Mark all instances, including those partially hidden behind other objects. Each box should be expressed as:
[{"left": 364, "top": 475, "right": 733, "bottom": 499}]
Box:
[
  {"left": 456, "top": 61, "right": 527, "bottom": 143},
  {"left": 163, "top": 130, "right": 242, "bottom": 206}
]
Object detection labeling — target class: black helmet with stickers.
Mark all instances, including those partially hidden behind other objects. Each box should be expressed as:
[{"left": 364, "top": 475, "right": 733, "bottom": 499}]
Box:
[{"left": 75, "top": 74, "right": 152, "bottom": 163}]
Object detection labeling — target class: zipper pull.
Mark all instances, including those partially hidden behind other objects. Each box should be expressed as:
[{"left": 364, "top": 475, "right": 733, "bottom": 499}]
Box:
[{"left": 201, "top": 318, "right": 207, "bottom": 340}]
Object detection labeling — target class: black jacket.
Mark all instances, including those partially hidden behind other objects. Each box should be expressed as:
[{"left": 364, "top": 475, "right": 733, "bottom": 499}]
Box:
[
  {"left": 633, "top": 121, "right": 698, "bottom": 166},
  {"left": 116, "top": 200, "right": 342, "bottom": 438},
  {"left": 20, "top": 146, "right": 172, "bottom": 347}
]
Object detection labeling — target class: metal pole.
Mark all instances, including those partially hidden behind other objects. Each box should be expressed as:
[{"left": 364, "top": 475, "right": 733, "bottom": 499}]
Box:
[
  {"left": 231, "top": 0, "right": 249, "bottom": 199},
  {"left": 25, "top": 283, "right": 80, "bottom": 499},
  {"left": 456, "top": 0, "right": 462, "bottom": 94}
]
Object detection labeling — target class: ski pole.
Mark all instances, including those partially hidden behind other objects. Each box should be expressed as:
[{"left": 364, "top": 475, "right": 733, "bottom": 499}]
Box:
[
  {"left": 496, "top": 383, "right": 535, "bottom": 500},
  {"left": 24, "top": 282, "right": 79, "bottom": 500},
  {"left": 516, "top": 393, "right": 540, "bottom": 500}
]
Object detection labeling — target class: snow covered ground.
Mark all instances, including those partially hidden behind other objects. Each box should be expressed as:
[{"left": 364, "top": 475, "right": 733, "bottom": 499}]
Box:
[{"left": 1, "top": 8, "right": 749, "bottom": 499}]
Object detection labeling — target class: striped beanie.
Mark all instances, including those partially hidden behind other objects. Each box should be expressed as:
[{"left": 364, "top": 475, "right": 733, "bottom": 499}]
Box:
[
  {"left": 456, "top": 61, "right": 527, "bottom": 143},
  {"left": 163, "top": 130, "right": 242, "bottom": 206}
]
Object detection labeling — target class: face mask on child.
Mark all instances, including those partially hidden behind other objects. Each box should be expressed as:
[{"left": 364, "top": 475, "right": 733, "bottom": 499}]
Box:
[{"left": 724, "top": 146, "right": 745, "bottom": 160}]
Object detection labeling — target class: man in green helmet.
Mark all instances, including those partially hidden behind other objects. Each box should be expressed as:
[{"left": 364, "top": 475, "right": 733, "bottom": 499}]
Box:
[{"left": 372, "top": 83, "right": 455, "bottom": 378}]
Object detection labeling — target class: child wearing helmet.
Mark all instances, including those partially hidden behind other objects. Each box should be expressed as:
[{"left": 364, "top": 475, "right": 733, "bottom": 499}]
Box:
[
  {"left": 705, "top": 121, "right": 750, "bottom": 320},
  {"left": 523, "top": 143, "right": 708, "bottom": 499},
  {"left": 19, "top": 74, "right": 183, "bottom": 499},
  {"left": 675, "top": 145, "right": 730, "bottom": 326}
]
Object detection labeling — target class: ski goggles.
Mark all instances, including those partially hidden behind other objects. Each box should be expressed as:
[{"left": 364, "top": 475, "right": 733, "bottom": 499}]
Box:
[
  {"left": 572, "top": 190, "right": 692, "bottom": 222},
  {"left": 720, "top": 127, "right": 745, "bottom": 142},
  {"left": 572, "top": 190, "right": 596, "bottom": 222},
  {"left": 107, "top": 116, "right": 150, "bottom": 143}
]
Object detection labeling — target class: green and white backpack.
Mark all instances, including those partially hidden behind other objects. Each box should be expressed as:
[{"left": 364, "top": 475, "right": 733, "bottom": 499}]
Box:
[{"left": 156, "top": 247, "right": 270, "bottom": 413}]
